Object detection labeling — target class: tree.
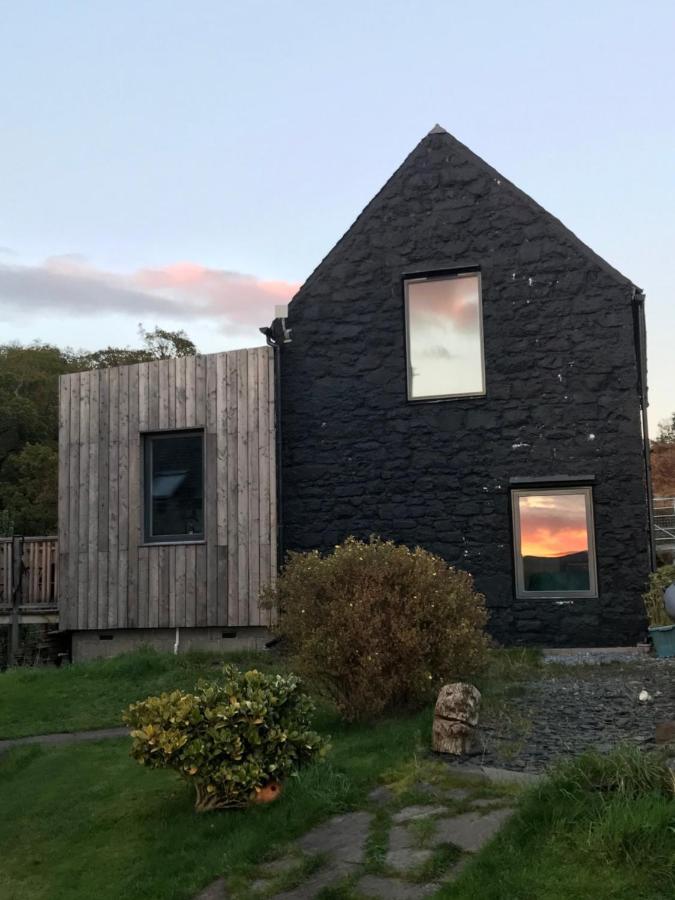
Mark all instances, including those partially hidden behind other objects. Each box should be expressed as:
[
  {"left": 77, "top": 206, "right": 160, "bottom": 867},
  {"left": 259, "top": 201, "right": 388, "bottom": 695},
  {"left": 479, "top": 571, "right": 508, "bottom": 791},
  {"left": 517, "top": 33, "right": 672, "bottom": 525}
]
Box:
[
  {"left": 79, "top": 326, "right": 196, "bottom": 370},
  {"left": 0, "top": 328, "right": 197, "bottom": 535},
  {"left": 655, "top": 412, "right": 675, "bottom": 445},
  {"left": 652, "top": 443, "right": 675, "bottom": 497},
  {"left": 0, "top": 343, "right": 75, "bottom": 471},
  {"left": 140, "top": 326, "right": 197, "bottom": 360},
  {"left": 0, "top": 444, "right": 58, "bottom": 534},
  {"left": 651, "top": 411, "right": 675, "bottom": 496}
]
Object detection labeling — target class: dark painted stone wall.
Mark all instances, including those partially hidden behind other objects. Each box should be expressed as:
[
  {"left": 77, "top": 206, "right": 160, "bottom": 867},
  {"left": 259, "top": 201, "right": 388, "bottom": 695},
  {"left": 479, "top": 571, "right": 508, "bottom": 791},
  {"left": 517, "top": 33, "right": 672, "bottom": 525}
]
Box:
[{"left": 278, "top": 129, "right": 651, "bottom": 647}]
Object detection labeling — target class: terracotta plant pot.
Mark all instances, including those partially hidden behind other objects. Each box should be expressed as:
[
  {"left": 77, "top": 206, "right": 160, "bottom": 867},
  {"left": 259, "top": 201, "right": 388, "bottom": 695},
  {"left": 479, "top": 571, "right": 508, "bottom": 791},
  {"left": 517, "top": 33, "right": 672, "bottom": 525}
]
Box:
[{"left": 251, "top": 781, "right": 283, "bottom": 804}]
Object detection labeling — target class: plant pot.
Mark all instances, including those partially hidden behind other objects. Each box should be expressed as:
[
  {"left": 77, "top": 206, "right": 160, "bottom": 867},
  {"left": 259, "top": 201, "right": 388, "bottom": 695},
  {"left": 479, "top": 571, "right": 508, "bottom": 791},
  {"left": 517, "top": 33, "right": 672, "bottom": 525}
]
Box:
[
  {"left": 251, "top": 781, "right": 283, "bottom": 804},
  {"left": 648, "top": 625, "right": 675, "bottom": 659}
]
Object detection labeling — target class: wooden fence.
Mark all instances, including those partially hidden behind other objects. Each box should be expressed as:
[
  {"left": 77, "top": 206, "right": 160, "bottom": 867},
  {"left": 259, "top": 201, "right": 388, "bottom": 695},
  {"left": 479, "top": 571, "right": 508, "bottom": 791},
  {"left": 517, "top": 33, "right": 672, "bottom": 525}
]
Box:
[
  {"left": 0, "top": 536, "right": 58, "bottom": 664},
  {"left": 0, "top": 537, "right": 59, "bottom": 611}
]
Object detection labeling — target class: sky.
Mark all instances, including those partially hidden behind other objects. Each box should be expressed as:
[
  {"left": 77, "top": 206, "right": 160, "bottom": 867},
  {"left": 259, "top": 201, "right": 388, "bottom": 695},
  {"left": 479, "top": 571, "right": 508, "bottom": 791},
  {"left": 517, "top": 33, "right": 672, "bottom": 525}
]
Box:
[{"left": 0, "top": 0, "right": 673, "bottom": 434}]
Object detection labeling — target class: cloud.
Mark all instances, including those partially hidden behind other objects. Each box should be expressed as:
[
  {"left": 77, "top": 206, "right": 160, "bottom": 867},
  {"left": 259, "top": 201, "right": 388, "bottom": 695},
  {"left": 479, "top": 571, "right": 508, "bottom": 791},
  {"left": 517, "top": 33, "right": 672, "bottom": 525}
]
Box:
[
  {"left": 520, "top": 524, "right": 589, "bottom": 558},
  {"left": 519, "top": 494, "right": 589, "bottom": 557},
  {"left": 409, "top": 274, "right": 481, "bottom": 333},
  {"left": 422, "top": 344, "right": 457, "bottom": 360},
  {"left": 0, "top": 257, "right": 300, "bottom": 332}
]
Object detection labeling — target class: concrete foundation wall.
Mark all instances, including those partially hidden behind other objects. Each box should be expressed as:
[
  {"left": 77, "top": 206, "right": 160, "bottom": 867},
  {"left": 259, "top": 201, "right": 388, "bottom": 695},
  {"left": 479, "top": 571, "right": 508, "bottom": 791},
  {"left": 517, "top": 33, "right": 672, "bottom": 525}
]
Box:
[{"left": 71, "top": 626, "right": 273, "bottom": 662}]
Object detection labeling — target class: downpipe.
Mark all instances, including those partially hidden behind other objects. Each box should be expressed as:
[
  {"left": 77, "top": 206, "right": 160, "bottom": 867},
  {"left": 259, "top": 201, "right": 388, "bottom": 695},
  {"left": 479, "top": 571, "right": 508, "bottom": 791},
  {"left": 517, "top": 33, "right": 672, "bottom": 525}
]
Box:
[{"left": 632, "top": 287, "right": 657, "bottom": 572}]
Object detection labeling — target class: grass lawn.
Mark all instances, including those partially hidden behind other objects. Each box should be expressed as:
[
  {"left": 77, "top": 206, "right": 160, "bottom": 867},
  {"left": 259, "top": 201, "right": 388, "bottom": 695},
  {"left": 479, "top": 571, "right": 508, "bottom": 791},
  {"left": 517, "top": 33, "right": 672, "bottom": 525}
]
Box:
[
  {"left": 0, "top": 709, "right": 432, "bottom": 900},
  {"left": 444, "top": 749, "right": 675, "bottom": 900},
  {"left": 3, "top": 736, "right": 672, "bottom": 900},
  {"left": 0, "top": 648, "right": 277, "bottom": 738},
  {"left": 0, "top": 645, "right": 543, "bottom": 741},
  {"left": 2, "top": 648, "right": 672, "bottom": 899}
]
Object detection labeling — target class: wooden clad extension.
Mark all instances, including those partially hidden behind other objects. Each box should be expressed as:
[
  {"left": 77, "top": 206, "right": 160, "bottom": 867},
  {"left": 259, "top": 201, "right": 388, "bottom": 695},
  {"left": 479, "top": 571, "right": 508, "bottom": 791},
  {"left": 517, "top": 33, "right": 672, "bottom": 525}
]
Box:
[{"left": 58, "top": 348, "right": 277, "bottom": 631}]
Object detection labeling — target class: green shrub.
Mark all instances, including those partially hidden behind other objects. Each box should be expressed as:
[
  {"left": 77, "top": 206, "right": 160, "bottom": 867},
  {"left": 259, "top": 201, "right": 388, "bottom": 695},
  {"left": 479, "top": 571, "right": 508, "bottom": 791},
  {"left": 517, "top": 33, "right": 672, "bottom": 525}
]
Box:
[
  {"left": 643, "top": 563, "right": 675, "bottom": 627},
  {"left": 123, "top": 666, "right": 327, "bottom": 812},
  {"left": 264, "top": 536, "right": 490, "bottom": 721}
]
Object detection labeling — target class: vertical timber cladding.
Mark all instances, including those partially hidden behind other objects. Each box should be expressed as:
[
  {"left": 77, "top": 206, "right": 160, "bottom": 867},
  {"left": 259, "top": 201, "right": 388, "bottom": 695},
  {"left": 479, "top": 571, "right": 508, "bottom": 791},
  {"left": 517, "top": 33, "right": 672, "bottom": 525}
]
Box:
[{"left": 57, "top": 348, "right": 277, "bottom": 631}]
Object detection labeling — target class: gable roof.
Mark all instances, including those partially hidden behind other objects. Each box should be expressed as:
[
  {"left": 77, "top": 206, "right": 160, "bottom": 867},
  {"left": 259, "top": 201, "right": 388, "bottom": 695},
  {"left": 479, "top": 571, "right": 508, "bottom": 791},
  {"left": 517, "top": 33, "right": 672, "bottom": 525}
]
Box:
[{"left": 290, "top": 125, "right": 637, "bottom": 306}]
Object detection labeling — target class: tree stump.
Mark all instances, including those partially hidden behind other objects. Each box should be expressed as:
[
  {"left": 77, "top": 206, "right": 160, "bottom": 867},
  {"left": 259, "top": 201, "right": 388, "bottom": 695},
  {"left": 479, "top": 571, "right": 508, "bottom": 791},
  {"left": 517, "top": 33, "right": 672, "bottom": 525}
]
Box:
[{"left": 432, "top": 682, "right": 481, "bottom": 755}]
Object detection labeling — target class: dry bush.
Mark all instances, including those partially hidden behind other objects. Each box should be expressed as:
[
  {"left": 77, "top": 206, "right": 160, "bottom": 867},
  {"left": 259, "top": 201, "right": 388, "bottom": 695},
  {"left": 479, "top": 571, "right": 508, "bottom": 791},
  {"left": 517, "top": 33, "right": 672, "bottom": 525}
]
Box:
[
  {"left": 264, "top": 536, "right": 490, "bottom": 721},
  {"left": 651, "top": 442, "right": 675, "bottom": 496}
]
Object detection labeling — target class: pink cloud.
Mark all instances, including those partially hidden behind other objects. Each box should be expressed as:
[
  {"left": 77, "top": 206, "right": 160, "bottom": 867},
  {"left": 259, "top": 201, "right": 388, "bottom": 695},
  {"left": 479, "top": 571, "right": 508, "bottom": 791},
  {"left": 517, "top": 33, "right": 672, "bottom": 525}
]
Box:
[
  {"left": 0, "top": 257, "right": 300, "bottom": 332},
  {"left": 408, "top": 274, "right": 481, "bottom": 333},
  {"left": 134, "top": 263, "right": 298, "bottom": 326}
]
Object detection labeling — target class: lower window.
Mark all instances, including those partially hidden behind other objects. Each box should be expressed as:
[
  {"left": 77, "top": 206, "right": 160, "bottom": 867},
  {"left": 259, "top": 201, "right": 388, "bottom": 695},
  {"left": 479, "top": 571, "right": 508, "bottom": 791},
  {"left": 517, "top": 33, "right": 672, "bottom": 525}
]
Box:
[
  {"left": 511, "top": 487, "right": 598, "bottom": 599},
  {"left": 144, "top": 431, "right": 204, "bottom": 543}
]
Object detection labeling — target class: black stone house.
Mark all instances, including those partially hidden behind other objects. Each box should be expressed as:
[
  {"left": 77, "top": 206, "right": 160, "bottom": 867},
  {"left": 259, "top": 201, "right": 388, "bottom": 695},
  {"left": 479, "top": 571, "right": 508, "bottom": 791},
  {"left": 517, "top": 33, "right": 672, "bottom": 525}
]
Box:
[
  {"left": 274, "top": 125, "right": 653, "bottom": 648},
  {"left": 58, "top": 126, "right": 653, "bottom": 658}
]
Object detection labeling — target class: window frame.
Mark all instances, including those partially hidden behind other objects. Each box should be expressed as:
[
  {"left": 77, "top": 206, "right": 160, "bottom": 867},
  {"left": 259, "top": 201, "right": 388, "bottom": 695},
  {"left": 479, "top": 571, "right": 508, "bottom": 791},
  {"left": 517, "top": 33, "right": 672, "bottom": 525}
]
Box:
[
  {"left": 143, "top": 429, "right": 205, "bottom": 545},
  {"left": 403, "top": 268, "right": 486, "bottom": 402},
  {"left": 511, "top": 485, "right": 599, "bottom": 600}
]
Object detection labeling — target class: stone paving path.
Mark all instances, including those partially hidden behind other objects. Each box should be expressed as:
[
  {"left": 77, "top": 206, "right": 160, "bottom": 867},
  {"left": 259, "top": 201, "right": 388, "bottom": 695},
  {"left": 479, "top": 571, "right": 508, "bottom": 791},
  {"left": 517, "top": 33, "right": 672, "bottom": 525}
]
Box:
[
  {"left": 196, "top": 775, "right": 517, "bottom": 899},
  {"left": 0, "top": 726, "right": 128, "bottom": 752}
]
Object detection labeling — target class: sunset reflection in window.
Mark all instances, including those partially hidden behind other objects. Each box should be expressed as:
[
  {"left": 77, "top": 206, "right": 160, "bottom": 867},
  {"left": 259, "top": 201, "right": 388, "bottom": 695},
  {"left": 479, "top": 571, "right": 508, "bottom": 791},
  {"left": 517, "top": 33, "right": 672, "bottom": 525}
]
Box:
[{"left": 512, "top": 488, "right": 597, "bottom": 597}]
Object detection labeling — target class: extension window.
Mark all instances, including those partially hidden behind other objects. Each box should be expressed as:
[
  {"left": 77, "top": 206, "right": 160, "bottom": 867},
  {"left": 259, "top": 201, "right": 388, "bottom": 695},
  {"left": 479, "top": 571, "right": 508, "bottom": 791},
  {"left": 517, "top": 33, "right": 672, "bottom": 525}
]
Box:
[{"left": 144, "top": 431, "right": 204, "bottom": 543}]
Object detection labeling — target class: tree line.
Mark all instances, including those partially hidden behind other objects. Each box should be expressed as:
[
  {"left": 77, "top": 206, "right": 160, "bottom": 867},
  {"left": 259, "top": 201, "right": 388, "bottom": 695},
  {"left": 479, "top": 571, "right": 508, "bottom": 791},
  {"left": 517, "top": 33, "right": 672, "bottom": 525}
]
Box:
[
  {"left": 652, "top": 412, "right": 675, "bottom": 497},
  {"left": 0, "top": 327, "right": 196, "bottom": 535}
]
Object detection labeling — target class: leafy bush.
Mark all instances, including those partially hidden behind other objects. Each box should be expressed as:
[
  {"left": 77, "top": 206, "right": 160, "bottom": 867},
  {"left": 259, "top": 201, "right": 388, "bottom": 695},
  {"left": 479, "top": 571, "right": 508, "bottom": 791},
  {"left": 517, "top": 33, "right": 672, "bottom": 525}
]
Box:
[
  {"left": 123, "top": 666, "right": 327, "bottom": 811},
  {"left": 643, "top": 563, "right": 675, "bottom": 627},
  {"left": 264, "top": 536, "right": 489, "bottom": 721}
]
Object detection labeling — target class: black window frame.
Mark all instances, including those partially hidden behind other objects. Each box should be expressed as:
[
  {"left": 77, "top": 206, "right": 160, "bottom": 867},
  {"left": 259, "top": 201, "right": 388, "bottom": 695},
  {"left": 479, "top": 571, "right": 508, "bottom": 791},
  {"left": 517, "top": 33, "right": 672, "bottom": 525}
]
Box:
[
  {"left": 143, "top": 429, "right": 205, "bottom": 545},
  {"left": 402, "top": 266, "right": 486, "bottom": 403}
]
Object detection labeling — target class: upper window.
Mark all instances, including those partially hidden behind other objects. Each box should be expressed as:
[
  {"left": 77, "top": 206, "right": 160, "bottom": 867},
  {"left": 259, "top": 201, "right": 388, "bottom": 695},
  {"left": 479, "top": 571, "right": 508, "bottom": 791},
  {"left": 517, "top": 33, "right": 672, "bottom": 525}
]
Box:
[
  {"left": 404, "top": 271, "right": 485, "bottom": 400},
  {"left": 144, "top": 431, "right": 204, "bottom": 543},
  {"left": 511, "top": 487, "right": 598, "bottom": 599}
]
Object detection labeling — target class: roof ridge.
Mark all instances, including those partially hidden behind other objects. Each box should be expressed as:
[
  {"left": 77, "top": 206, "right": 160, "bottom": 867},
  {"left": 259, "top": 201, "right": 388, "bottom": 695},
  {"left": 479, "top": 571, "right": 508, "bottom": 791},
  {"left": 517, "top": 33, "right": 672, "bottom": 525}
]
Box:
[{"left": 288, "top": 127, "right": 636, "bottom": 308}]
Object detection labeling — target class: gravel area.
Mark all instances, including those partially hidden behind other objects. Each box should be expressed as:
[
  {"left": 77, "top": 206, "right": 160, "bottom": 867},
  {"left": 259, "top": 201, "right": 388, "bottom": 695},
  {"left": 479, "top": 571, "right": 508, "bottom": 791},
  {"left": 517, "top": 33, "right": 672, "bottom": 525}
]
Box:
[{"left": 455, "top": 658, "right": 675, "bottom": 772}]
